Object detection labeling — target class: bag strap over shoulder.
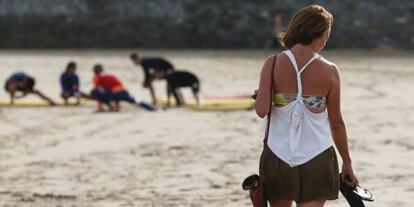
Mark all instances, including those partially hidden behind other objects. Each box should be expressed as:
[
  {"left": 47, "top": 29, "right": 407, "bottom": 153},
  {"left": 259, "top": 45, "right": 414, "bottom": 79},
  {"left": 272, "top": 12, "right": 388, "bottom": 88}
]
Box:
[{"left": 263, "top": 55, "right": 277, "bottom": 146}]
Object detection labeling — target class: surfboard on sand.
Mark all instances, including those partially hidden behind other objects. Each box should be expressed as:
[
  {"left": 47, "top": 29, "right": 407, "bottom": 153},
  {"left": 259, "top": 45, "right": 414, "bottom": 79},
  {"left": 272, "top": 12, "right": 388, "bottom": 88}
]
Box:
[
  {"left": 0, "top": 95, "right": 254, "bottom": 111},
  {"left": 159, "top": 95, "right": 253, "bottom": 111},
  {"left": 0, "top": 101, "right": 83, "bottom": 107}
]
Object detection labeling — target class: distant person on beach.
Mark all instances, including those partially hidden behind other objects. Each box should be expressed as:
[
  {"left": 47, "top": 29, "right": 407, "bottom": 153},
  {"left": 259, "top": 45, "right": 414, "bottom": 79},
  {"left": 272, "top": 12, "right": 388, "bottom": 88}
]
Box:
[
  {"left": 254, "top": 5, "right": 357, "bottom": 207},
  {"left": 4, "top": 72, "right": 56, "bottom": 105},
  {"left": 60, "top": 62, "right": 89, "bottom": 105},
  {"left": 153, "top": 69, "right": 200, "bottom": 107},
  {"left": 130, "top": 53, "right": 175, "bottom": 105},
  {"left": 272, "top": 11, "right": 285, "bottom": 49},
  {"left": 90, "top": 64, "right": 156, "bottom": 112}
]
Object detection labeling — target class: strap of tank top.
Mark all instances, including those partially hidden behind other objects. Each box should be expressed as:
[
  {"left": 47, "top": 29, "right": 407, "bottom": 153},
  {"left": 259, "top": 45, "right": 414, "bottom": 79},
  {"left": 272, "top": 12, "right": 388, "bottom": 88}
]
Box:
[{"left": 284, "top": 50, "right": 320, "bottom": 98}]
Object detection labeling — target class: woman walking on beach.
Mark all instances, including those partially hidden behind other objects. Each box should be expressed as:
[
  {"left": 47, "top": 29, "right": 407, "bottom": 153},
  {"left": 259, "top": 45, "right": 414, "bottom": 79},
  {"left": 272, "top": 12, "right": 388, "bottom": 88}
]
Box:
[{"left": 254, "top": 5, "right": 357, "bottom": 207}]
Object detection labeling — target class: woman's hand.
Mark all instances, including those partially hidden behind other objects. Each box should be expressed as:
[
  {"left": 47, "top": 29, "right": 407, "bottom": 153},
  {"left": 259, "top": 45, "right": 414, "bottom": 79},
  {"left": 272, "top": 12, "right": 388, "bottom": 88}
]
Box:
[
  {"left": 342, "top": 162, "right": 358, "bottom": 187},
  {"left": 251, "top": 89, "right": 259, "bottom": 100}
]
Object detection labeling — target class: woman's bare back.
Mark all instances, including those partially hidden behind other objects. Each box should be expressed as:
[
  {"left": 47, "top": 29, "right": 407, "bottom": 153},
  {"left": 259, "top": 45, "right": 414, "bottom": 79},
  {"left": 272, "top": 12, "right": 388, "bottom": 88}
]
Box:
[{"left": 273, "top": 51, "right": 336, "bottom": 113}]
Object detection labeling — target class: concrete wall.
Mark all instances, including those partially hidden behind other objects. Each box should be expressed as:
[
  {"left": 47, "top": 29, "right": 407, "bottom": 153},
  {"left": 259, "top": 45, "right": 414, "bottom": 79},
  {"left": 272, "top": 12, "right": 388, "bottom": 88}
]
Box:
[{"left": 0, "top": 0, "right": 413, "bottom": 49}]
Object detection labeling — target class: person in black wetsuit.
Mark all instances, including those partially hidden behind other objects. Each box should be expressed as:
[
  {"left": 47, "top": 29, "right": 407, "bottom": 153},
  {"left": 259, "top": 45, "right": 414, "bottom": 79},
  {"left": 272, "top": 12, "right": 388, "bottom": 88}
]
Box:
[
  {"left": 153, "top": 69, "right": 201, "bottom": 107},
  {"left": 4, "top": 72, "right": 56, "bottom": 105},
  {"left": 130, "top": 53, "right": 175, "bottom": 105}
]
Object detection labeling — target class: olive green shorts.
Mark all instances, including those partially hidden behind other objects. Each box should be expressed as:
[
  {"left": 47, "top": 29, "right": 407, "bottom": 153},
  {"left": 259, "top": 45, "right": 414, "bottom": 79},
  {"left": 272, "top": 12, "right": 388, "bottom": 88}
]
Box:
[{"left": 260, "top": 146, "right": 339, "bottom": 203}]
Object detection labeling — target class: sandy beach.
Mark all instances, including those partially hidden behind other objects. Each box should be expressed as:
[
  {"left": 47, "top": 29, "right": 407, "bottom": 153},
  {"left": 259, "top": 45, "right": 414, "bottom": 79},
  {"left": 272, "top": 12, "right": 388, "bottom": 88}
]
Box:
[{"left": 0, "top": 49, "right": 413, "bottom": 206}]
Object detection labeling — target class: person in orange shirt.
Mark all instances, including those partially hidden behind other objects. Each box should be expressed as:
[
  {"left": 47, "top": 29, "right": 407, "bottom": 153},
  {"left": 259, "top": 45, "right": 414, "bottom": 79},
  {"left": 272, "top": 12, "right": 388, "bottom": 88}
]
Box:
[{"left": 91, "top": 64, "right": 156, "bottom": 112}]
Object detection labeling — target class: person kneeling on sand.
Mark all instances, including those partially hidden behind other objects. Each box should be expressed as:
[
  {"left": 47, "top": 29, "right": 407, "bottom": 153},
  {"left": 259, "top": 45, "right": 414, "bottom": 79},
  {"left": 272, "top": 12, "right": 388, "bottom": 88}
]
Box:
[
  {"left": 153, "top": 69, "right": 201, "bottom": 107},
  {"left": 90, "top": 64, "right": 156, "bottom": 112},
  {"left": 60, "top": 61, "right": 90, "bottom": 105},
  {"left": 4, "top": 72, "right": 56, "bottom": 105}
]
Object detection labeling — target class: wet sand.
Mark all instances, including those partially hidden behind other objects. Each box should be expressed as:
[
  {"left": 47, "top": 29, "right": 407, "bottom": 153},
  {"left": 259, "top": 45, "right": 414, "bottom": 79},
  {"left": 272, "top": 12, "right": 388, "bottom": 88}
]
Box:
[{"left": 0, "top": 49, "right": 413, "bottom": 206}]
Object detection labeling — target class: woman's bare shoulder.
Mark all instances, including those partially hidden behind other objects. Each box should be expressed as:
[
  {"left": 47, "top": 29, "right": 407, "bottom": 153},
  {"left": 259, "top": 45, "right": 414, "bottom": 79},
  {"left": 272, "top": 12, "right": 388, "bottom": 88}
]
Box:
[
  {"left": 317, "top": 56, "right": 341, "bottom": 81},
  {"left": 262, "top": 53, "right": 285, "bottom": 69},
  {"left": 317, "top": 56, "right": 339, "bottom": 72},
  {"left": 264, "top": 53, "right": 285, "bottom": 62}
]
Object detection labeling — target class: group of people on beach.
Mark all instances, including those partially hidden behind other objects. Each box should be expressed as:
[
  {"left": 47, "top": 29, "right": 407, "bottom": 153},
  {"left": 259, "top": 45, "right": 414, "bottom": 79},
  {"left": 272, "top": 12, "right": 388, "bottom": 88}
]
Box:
[{"left": 3, "top": 53, "right": 201, "bottom": 112}]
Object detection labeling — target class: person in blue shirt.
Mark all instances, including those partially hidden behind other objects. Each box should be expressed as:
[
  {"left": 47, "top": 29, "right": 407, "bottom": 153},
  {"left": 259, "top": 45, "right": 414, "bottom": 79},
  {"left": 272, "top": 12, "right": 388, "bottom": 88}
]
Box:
[
  {"left": 4, "top": 72, "right": 56, "bottom": 105},
  {"left": 60, "top": 62, "right": 89, "bottom": 105}
]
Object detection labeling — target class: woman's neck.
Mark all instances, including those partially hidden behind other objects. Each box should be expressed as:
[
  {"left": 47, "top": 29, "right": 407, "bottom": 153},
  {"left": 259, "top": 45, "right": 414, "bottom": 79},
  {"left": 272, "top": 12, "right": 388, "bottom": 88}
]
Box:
[{"left": 291, "top": 44, "right": 316, "bottom": 58}]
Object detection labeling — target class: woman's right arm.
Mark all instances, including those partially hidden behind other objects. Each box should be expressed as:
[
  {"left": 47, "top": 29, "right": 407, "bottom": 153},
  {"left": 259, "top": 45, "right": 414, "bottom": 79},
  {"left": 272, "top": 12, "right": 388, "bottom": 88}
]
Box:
[
  {"left": 327, "top": 64, "right": 358, "bottom": 187},
  {"left": 254, "top": 55, "right": 276, "bottom": 118}
]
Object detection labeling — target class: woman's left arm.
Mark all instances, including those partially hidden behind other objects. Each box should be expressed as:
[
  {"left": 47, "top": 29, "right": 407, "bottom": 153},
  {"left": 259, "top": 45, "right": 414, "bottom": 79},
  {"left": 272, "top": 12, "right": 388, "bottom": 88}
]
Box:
[{"left": 254, "top": 55, "right": 276, "bottom": 118}]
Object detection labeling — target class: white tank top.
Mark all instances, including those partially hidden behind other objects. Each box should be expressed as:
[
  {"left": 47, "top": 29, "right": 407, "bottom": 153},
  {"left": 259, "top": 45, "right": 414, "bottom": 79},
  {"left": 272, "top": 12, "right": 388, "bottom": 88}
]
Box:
[{"left": 265, "top": 50, "right": 333, "bottom": 167}]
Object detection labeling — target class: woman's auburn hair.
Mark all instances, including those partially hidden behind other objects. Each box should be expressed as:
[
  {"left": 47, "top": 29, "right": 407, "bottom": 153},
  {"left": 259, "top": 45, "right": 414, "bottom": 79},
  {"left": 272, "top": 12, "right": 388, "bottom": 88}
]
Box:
[{"left": 281, "top": 4, "right": 333, "bottom": 49}]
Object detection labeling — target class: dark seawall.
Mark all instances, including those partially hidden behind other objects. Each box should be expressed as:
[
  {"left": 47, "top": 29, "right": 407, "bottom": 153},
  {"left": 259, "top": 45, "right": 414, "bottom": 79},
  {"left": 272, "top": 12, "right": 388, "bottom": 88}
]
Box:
[{"left": 0, "top": 0, "right": 413, "bottom": 49}]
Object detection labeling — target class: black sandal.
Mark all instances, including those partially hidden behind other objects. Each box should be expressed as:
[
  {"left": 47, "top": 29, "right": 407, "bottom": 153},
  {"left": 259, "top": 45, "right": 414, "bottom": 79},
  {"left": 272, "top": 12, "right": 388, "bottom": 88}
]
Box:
[{"left": 339, "top": 173, "right": 375, "bottom": 207}]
